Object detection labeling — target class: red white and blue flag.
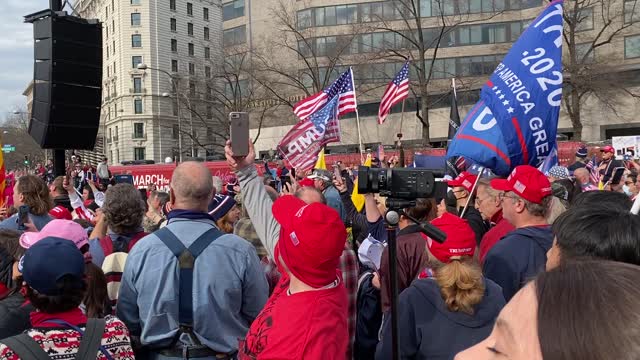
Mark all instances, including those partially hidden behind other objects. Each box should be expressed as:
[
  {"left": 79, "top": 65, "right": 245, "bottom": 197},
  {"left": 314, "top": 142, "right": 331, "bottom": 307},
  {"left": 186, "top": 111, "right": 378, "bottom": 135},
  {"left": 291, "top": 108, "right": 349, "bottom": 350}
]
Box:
[
  {"left": 378, "top": 62, "right": 410, "bottom": 125},
  {"left": 293, "top": 68, "right": 357, "bottom": 121},
  {"left": 586, "top": 155, "right": 600, "bottom": 185},
  {"left": 279, "top": 96, "right": 342, "bottom": 171},
  {"left": 446, "top": 1, "right": 564, "bottom": 176}
]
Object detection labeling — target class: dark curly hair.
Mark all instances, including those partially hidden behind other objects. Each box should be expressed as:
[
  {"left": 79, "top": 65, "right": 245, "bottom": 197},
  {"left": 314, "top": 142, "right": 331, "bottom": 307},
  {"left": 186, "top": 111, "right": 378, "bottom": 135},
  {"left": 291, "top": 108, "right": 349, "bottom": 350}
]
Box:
[{"left": 103, "top": 184, "right": 145, "bottom": 234}]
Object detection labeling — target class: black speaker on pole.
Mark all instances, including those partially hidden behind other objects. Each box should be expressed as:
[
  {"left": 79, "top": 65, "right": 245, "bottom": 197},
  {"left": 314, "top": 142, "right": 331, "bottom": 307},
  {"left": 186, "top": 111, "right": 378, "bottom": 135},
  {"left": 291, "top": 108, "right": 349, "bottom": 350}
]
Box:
[{"left": 29, "top": 14, "right": 102, "bottom": 150}]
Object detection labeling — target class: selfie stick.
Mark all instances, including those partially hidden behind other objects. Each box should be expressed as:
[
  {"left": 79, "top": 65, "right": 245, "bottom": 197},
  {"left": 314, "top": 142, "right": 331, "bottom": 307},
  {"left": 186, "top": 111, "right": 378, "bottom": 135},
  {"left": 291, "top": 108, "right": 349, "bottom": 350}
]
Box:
[{"left": 459, "top": 167, "right": 484, "bottom": 218}]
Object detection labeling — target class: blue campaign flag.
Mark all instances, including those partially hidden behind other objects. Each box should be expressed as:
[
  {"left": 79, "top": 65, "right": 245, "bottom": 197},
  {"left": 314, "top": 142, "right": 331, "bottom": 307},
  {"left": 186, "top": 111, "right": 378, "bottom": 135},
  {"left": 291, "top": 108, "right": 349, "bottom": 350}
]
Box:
[{"left": 447, "top": 0, "right": 564, "bottom": 176}]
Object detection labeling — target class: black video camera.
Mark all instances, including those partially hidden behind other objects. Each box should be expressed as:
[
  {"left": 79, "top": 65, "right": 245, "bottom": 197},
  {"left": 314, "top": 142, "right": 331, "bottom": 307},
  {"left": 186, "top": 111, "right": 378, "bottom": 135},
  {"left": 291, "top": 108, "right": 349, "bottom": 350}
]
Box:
[{"left": 357, "top": 166, "right": 447, "bottom": 200}]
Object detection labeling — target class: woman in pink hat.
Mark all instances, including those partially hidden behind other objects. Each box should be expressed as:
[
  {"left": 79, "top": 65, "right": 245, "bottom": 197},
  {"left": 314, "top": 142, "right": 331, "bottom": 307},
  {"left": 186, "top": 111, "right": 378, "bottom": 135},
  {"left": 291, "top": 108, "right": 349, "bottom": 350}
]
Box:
[{"left": 376, "top": 213, "right": 506, "bottom": 360}]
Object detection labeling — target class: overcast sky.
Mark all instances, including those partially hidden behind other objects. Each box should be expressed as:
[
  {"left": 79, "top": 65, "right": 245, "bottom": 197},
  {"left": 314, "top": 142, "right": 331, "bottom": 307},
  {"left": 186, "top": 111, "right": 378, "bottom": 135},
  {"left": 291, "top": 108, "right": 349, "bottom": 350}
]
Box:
[{"left": 0, "top": 1, "right": 47, "bottom": 115}]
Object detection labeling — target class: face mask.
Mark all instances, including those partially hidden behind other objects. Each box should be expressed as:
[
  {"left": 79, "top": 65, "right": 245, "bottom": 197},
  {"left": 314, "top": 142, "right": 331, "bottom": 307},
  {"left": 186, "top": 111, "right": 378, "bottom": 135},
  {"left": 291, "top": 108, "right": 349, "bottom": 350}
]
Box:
[{"left": 623, "top": 184, "right": 632, "bottom": 196}]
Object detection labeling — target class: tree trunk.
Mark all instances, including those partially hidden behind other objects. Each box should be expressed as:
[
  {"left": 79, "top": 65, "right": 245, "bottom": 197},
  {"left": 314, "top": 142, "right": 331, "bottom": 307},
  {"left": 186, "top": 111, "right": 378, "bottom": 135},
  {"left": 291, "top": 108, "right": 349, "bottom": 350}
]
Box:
[
  {"left": 569, "top": 88, "right": 583, "bottom": 141},
  {"left": 419, "top": 85, "right": 431, "bottom": 143}
]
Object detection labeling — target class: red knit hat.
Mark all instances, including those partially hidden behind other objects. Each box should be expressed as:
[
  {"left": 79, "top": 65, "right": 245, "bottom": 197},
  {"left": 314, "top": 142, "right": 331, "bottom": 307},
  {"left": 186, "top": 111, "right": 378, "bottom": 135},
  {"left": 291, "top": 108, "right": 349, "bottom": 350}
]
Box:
[
  {"left": 272, "top": 195, "right": 346, "bottom": 287},
  {"left": 425, "top": 212, "right": 476, "bottom": 263}
]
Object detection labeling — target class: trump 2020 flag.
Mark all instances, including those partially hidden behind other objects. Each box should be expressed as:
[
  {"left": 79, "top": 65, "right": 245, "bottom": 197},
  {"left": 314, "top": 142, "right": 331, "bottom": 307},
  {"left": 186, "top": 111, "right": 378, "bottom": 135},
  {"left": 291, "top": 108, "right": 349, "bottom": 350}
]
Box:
[
  {"left": 278, "top": 95, "right": 341, "bottom": 171},
  {"left": 447, "top": 0, "right": 564, "bottom": 176}
]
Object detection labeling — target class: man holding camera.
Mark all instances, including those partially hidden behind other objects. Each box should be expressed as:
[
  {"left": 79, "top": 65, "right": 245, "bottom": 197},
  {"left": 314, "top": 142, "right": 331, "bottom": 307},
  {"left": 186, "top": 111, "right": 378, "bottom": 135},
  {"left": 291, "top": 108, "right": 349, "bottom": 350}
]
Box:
[{"left": 226, "top": 141, "right": 349, "bottom": 360}]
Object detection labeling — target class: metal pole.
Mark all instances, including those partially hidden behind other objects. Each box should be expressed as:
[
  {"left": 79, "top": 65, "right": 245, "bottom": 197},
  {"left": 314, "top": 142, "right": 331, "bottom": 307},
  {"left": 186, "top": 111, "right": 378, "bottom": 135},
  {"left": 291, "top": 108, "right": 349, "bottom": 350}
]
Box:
[
  {"left": 173, "top": 79, "right": 183, "bottom": 163},
  {"left": 355, "top": 109, "right": 364, "bottom": 163},
  {"left": 185, "top": 96, "right": 195, "bottom": 158},
  {"left": 50, "top": 0, "right": 62, "bottom": 11},
  {"left": 460, "top": 167, "right": 484, "bottom": 218},
  {"left": 53, "top": 149, "right": 65, "bottom": 177},
  {"left": 385, "top": 210, "right": 400, "bottom": 360}
]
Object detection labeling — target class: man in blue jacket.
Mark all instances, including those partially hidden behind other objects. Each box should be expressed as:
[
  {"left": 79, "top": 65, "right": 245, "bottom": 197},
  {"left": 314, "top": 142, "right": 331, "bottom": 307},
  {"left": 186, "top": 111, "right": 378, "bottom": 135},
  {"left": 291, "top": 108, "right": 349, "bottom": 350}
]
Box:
[{"left": 483, "top": 165, "right": 553, "bottom": 302}]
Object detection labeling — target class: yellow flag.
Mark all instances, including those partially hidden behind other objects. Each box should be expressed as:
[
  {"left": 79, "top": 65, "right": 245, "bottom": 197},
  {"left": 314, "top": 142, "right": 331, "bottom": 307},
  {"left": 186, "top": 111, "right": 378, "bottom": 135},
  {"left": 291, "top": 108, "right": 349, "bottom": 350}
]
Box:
[
  {"left": 314, "top": 148, "right": 327, "bottom": 170},
  {"left": 351, "top": 154, "right": 372, "bottom": 212}
]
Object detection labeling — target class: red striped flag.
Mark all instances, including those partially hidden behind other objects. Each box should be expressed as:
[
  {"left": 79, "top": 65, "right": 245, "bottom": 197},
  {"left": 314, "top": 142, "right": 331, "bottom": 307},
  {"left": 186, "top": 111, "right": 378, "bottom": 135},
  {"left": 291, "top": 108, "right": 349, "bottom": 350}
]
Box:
[
  {"left": 293, "top": 68, "right": 357, "bottom": 121},
  {"left": 378, "top": 62, "right": 410, "bottom": 125},
  {"left": 279, "top": 96, "right": 342, "bottom": 171}
]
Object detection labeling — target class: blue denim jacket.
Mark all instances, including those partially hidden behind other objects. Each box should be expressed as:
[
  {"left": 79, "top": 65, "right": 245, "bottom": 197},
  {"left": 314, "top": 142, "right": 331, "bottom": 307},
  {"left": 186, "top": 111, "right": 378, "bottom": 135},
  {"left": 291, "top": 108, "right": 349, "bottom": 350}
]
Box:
[{"left": 116, "top": 217, "right": 269, "bottom": 353}]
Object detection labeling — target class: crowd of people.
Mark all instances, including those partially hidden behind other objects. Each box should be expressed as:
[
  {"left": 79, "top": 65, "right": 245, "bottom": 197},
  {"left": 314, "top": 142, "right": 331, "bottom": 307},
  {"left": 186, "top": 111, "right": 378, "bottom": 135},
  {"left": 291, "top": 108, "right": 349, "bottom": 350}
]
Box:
[{"left": 0, "top": 142, "right": 637, "bottom": 359}]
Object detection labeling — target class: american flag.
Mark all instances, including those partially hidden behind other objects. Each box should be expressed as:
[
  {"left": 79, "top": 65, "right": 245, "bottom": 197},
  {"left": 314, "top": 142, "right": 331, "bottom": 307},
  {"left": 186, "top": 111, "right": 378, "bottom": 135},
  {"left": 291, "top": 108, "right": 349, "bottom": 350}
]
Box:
[
  {"left": 279, "top": 96, "right": 341, "bottom": 171},
  {"left": 293, "top": 68, "right": 357, "bottom": 121},
  {"left": 378, "top": 62, "right": 410, "bottom": 125},
  {"left": 586, "top": 155, "right": 600, "bottom": 185}
]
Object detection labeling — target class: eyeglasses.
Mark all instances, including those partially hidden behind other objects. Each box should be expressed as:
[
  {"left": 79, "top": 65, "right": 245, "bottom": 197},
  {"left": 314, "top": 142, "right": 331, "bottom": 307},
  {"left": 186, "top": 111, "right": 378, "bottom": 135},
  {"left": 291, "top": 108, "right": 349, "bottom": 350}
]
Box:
[{"left": 498, "top": 192, "right": 520, "bottom": 202}]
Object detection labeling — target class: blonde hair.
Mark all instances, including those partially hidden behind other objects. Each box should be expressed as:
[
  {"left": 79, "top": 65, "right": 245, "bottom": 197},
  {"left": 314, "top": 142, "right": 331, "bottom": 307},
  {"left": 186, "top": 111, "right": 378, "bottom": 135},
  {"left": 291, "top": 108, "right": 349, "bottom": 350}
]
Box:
[
  {"left": 216, "top": 212, "right": 235, "bottom": 234},
  {"left": 434, "top": 256, "right": 485, "bottom": 315}
]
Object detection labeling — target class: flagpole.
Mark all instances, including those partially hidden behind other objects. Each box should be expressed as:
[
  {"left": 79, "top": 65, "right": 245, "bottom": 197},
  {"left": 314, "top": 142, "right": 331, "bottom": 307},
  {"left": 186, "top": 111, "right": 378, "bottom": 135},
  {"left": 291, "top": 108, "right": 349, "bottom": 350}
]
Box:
[
  {"left": 460, "top": 167, "right": 484, "bottom": 218},
  {"left": 355, "top": 109, "right": 365, "bottom": 163},
  {"left": 399, "top": 98, "right": 406, "bottom": 139}
]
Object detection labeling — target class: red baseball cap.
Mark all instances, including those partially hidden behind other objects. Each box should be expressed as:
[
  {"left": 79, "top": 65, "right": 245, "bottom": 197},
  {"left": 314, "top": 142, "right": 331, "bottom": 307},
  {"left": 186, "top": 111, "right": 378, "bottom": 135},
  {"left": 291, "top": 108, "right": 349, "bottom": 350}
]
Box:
[
  {"left": 272, "top": 195, "right": 347, "bottom": 288},
  {"left": 298, "top": 178, "right": 315, "bottom": 188},
  {"left": 446, "top": 171, "right": 477, "bottom": 192},
  {"left": 49, "top": 206, "right": 72, "bottom": 221},
  {"left": 425, "top": 212, "right": 476, "bottom": 263},
  {"left": 491, "top": 165, "right": 552, "bottom": 204},
  {"left": 600, "top": 145, "right": 615, "bottom": 154}
]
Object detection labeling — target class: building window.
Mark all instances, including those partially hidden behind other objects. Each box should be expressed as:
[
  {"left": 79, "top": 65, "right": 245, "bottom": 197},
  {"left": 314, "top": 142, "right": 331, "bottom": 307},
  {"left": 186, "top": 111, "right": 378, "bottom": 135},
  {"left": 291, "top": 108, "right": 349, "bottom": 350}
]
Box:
[
  {"left": 134, "top": 147, "right": 146, "bottom": 160},
  {"left": 131, "top": 0, "right": 141, "bottom": 4},
  {"left": 116, "top": 149, "right": 120, "bottom": 162},
  {"left": 171, "top": 59, "right": 178, "bottom": 72},
  {"left": 105, "top": 6, "right": 109, "bottom": 17},
  {"left": 189, "top": 82, "right": 196, "bottom": 97},
  {"left": 131, "top": 13, "right": 141, "bottom": 26},
  {"left": 172, "top": 124, "right": 179, "bottom": 139},
  {"left": 170, "top": 18, "right": 177, "bottom": 32},
  {"left": 113, "top": 62, "right": 116, "bottom": 75},
  {"left": 204, "top": 7, "right": 209, "bottom": 21},
  {"left": 113, "top": 40, "right": 116, "bottom": 55},
  {"left": 188, "top": 22, "right": 194, "bottom": 36},
  {"left": 625, "top": 0, "right": 640, "bottom": 24},
  {"left": 625, "top": 34, "right": 640, "bottom": 58},
  {"left": 204, "top": 27, "right": 210, "bottom": 40},
  {"left": 133, "top": 123, "right": 144, "bottom": 138},
  {"left": 223, "top": 25, "right": 246, "bottom": 47},
  {"left": 133, "top": 77, "right": 142, "bottom": 93},
  {"left": 204, "top": 47, "right": 210, "bottom": 59},
  {"left": 112, "top": 20, "right": 115, "bottom": 34},
  {"left": 171, "top": 38, "right": 177, "bottom": 52},
  {"left": 188, "top": 42, "right": 194, "bottom": 56},
  {"left": 205, "top": 66, "right": 211, "bottom": 78},
  {"left": 131, "top": 34, "right": 142, "bottom": 47},
  {"left": 134, "top": 99, "right": 143, "bottom": 114},
  {"left": 170, "top": 0, "right": 176, "bottom": 11},
  {"left": 575, "top": 43, "right": 595, "bottom": 63},
  {"left": 187, "top": 2, "right": 193, "bottom": 16},
  {"left": 189, "top": 62, "right": 195, "bottom": 75},
  {"left": 569, "top": 7, "right": 594, "bottom": 32},
  {"left": 132, "top": 55, "right": 142, "bottom": 68},
  {"left": 223, "top": 0, "right": 244, "bottom": 21}
]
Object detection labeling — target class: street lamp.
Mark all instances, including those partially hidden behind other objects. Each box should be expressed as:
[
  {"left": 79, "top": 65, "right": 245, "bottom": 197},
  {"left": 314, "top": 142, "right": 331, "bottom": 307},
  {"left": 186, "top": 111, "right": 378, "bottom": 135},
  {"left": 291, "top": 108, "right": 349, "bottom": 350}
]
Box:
[{"left": 138, "top": 63, "right": 183, "bottom": 162}]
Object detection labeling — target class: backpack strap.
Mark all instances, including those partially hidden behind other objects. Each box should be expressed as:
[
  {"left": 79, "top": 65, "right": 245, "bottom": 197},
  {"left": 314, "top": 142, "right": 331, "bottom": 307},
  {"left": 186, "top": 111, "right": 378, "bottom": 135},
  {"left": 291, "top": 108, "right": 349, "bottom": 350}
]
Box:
[
  {"left": 2, "top": 334, "right": 51, "bottom": 360},
  {"left": 75, "top": 318, "right": 106, "bottom": 360},
  {"left": 155, "top": 227, "right": 223, "bottom": 328}
]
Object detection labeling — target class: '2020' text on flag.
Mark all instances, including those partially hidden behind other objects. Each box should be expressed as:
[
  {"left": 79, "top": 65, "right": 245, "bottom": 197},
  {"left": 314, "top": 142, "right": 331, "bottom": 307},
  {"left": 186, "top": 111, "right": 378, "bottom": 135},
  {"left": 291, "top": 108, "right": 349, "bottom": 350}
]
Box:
[
  {"left": 278, "top": 96, "right": 341, "bottom": 171},
  {"left": 447, "top": 0, "right": 564, "bottom": 176},
  {"left": 293, "top": 68, "right": 357, "bottom": 121}
]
